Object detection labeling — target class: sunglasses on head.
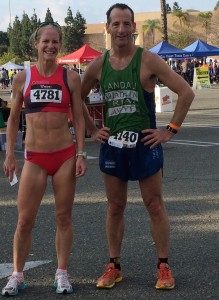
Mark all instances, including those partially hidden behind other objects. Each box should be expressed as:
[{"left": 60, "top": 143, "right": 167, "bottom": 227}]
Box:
[{"left": 35, "top": 22, "right": 61, "bottom": 40}]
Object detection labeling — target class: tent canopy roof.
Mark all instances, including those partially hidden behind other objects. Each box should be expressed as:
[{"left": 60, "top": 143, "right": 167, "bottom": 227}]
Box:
[
  {"left": 57, "top": 44, "right": 102, "bottom": 64},
  {"left": 0, "top": 61, "right": 24, "bottom": 70},
  {"left": 183, "top": 39, "right": 219, "bottom": 57},
  {"left": 149, "top": 41, "right": 190, "bottom": 59}
]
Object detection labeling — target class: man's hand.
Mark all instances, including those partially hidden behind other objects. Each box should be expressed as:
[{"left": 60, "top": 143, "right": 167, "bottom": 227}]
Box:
[{"left": 141, "top": 128, "right": 175, "bottom": 149}]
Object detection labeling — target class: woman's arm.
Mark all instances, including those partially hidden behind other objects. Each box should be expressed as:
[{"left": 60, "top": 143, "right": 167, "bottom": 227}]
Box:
[{"left": 3, "top": 70, "right": 25, "bottom": 180}]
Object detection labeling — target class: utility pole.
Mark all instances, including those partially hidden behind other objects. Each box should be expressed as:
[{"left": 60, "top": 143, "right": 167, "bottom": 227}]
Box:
[{"left": 9, "top": 0, "right": 12, "bottom": 25}]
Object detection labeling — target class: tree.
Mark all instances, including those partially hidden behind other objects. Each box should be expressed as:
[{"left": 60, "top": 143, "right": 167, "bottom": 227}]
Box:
[
  {"left": 8, "top": 16, "right": 23, "bottom": 58},
  {"left": 172, "top": 4, "right": 189, "bottom": 31},
  {"left": 0, "top": 51, "right": 18, "bottom": 65},
  {"left": 166, "top": 3, "right": 172, "bottom": 13},
  {"left": 0, "top": 31, "right": 9, "bottom": 56},
  {"left": 198, "top": 12, "right": 212, "bottom": 42},
  {"left": 142, "top": 19, "right": 160, "bottom": 44},
  {"left": 160, "top": 0, "right": 168, "bottom": 41},
  {"left": 169, "top": 29, "right": 195, "bottom": 49},
  {"left": 45, "top": 8, "right": 54, "bottom": 23},
  {"left": 30, "top": 9, "right": 40, "bottom": 32},
  {"left": 209, "top": 7, "right": 219, "bottom": 47},
  {"left": 63, "top": 7, "right": 86, "bottom": 53},
  {"left": 172, "top": 2, "right": 181, "bottom": 11},
  {"left": 20, "top": 12, "right": 33, "bottom": 60},
  {"left": 73, "top": 11, "right": 86, "bottom": 50},
  {"left": 214, "top": 1, "right": 219, "bottom": 10},
  {"left": 63, "top": 7, "right": 76, "bottom": 53}
]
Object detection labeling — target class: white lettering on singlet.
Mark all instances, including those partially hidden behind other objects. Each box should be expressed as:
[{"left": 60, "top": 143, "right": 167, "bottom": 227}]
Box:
[
  {"left": 108, "top": 105, "right": 136, "bottom": 116},
  {"left": 105, "top": 81, "right": 137, "bottom": 91},
  {"left": 105, "top": 90, "right": 138, "bottom": 102}
]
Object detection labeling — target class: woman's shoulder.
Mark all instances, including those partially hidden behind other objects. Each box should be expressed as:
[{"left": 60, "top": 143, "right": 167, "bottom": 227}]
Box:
[{"left": 13, "top": 69, "right": 27, "bottom": 84}]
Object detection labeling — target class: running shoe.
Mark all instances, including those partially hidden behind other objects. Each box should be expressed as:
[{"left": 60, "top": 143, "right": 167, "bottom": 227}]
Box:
[
  {"left": 1, "top": 275, "right": 26, "bottom": 296},
  {"left": 155, "top": 263, "right": 175, "bottom": 289},
  {"left": 96, "top": 263, "right": 122, "bottom": 288},
  {"left": 53, "top": 272, "right": 73, "bottom": 294}
]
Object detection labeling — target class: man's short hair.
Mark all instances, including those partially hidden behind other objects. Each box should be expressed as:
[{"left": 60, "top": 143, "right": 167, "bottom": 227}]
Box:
[{"left": 106, "top": 3, "right": 134, "bottom": 24}]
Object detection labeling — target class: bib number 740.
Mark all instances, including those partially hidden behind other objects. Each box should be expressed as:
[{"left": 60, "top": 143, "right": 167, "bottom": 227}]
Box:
[{"left": 108, "top": 131, "right": 139, "bottom": 148}]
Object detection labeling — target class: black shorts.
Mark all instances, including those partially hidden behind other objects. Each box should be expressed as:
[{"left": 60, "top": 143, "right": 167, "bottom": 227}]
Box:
[{"left": 99, "top": 133, "right": 163, "bottom": 181}]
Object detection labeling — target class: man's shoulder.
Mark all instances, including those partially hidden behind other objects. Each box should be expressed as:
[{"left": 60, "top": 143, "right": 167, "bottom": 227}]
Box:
[
  {"left": 141, "top": 49, "right": 162, "bottom": 65},
  {"left": 88, "top": 54, "right": 105, "bottom": 72}
]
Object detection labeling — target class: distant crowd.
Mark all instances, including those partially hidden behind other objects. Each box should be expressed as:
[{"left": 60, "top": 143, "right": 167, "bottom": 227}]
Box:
[
  {"left": 0, "top": 68, "right": 20, "bottom": 89},
  {"left": 169, "top": 58, "right": 219, "bottom": 86}
]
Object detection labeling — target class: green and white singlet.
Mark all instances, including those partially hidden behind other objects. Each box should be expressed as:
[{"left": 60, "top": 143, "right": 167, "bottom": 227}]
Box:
[{"left": 100, "top": 47, "right": 156, "bottom": 135}]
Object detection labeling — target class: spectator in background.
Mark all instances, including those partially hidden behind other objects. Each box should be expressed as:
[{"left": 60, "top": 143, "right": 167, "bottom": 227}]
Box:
[
  {"left": 213, "top": 59, "right": 218, "bottom": 84},
  {"left": 1, "top": 68, "right": 7, "bottom": 89},
  {"left": 72, "top": 64, "right": 79, "bottom": 73},
  {"left": 208, "top": 59, "right": 214, "bottom": 84},
  {"left": 8, "top": 69, "right": 15, "bottom": 86}
]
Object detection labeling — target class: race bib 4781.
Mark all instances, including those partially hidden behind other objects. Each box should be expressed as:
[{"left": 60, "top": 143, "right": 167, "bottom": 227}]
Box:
[{"left": 30, "top": 84, "right": 62, "bottom": 103}]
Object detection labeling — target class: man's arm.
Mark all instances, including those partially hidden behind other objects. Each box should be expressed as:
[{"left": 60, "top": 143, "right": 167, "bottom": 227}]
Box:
[
  {"left": 81, "top": 56, "right": 110, "bottom": 142},
  {"left": 141, "top": 51, "right": 195, "bottom": 148}
]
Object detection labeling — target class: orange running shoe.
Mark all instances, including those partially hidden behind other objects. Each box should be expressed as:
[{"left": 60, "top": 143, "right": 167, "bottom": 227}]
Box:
[
  {"left": 96, "top": 263, "right": 122, "bottom": 288},
  {"left": 155, "top": 263, "right": 175, "bottom": 290}
]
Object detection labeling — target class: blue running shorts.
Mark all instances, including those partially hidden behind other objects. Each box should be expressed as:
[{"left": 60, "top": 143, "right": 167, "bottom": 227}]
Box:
[{"left": 99, "top": 133, "right": 163, "bottom": 181}]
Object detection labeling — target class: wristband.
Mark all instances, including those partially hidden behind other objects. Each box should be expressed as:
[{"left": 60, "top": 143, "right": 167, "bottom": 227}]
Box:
[
  {"left": 76, "top": 151, "right": 87, "bottom": 159},
  {"left": 169, "top": 122, "right": 180, "bottom": 131}
]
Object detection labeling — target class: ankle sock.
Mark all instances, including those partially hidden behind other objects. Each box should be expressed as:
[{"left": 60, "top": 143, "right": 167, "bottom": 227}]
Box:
[
  {"left": 56, "top": 268, "right": 67, "bottom": 274},
  {"left": 157, "top": 258, "right": 169, "bottom": 269},
  {"left": 110, "top": 257, "right": 121, "bottom": 270},
  {"left": 12, "top": 271, "right": 24, "bottom": 279}
]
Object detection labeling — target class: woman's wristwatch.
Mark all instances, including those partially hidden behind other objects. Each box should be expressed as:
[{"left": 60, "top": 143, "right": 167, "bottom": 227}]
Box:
[{"left": 76, "top": 151, "right": 87, "bottom": 159}]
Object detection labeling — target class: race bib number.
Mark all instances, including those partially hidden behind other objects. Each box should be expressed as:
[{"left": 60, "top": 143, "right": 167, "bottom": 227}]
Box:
[
  {"left": 108, "top": 131, "right": 138, "bottom": 148},
  {"left": 30, "top": 84, "right": 62, "bottom": 103}
]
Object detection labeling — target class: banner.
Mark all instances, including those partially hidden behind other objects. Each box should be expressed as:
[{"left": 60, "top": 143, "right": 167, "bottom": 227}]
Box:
[{"left": 193, "top": 66, "right": 211, "bottom": 89}]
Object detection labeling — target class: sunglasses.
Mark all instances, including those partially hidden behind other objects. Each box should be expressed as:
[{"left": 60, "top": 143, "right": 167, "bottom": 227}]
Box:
[{"left": 35, "top": 22, "right": 62, "bottom": 40}]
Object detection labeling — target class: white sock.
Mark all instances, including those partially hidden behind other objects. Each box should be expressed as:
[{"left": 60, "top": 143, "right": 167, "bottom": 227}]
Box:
[
  {"left": 56, "top": 269, "right": 67, "bottom": 274},
  {"left": 12, "top": 272, "right": 24, "bottom": 279}
]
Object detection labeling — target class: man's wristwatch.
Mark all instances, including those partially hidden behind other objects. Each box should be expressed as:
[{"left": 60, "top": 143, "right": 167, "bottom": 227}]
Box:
[
  {"left": 166, "top": 125, "right": 178, "bottom": 134},
  {"left": 76, "top": 151, "right": 87, "bottom": 159}
]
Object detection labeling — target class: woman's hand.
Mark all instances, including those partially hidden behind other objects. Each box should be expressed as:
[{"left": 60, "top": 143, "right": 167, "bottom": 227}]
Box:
[
  {"left": 3, "top": 155, "right": 18, "bottom": 182},
  {"left": 75, "top": 156, "right": 87, "bottom": 177}
]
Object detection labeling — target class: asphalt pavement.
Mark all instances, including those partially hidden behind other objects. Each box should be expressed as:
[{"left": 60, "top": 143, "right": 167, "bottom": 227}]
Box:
[{"left": 0, "top": 87, "right": 218, "bottom": 299}]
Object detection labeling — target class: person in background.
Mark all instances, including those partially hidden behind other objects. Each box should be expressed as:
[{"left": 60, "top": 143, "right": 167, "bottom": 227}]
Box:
[
  {"left": 213, "top": 59, "right": 219, "bottom": 83},
  {"left": 0, "top": 68, "right": 7, "bottom": 89},
  {"left": 72, "top": 64, "right": 79, "bottom": 73},
  {"left": 2, "top": 21, "right": 87, "bottom": 297},
  {"left": 81, "top": 3, "right": 194, "bottom": 291},
  {"left": 8, "top": 69, "right": 15, "bottom": 86},
  {"left": 208, "top": 59, "right": 214, "bottom": 84},
  {"left": 181, "top": 58, "right": 191, "bottom": 85}
]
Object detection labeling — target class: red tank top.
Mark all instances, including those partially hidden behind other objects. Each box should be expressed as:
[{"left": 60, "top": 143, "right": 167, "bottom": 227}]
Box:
[{"left": 23, "top": 65, "right": 71, "bottom": 114}]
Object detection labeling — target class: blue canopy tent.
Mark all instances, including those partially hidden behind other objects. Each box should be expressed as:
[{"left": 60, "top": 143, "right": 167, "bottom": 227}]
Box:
[
  {"left": 149, "top": 41, "right": 191, "bottom": 59},
  {"left": 183, "top": 40, "right": 219, "bottom": 57}
]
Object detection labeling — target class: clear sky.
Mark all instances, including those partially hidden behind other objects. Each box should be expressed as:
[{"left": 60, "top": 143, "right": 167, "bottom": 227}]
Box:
[{"left": 0, "top": 0, "right": 217, "bottom": 32}]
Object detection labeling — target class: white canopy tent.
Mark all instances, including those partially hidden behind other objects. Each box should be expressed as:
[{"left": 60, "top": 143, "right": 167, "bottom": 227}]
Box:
[{"left": 0, "top": 61, "right": 24, "bottom": 70}]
